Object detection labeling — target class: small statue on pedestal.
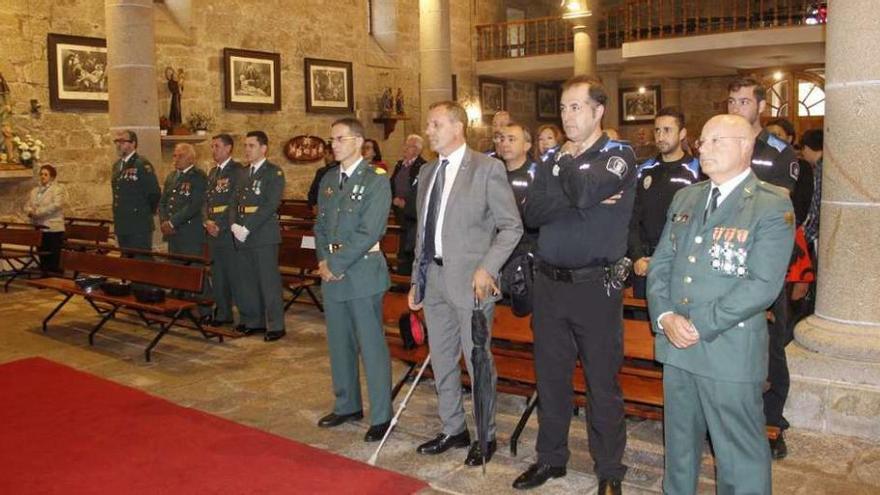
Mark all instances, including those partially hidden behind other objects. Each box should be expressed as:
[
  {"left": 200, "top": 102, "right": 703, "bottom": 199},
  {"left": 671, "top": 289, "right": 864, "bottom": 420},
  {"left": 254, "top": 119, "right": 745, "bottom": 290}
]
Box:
[
  {"left": 381, "top": 87, "right": 394, "bottom": 116},
  {"left": 395, "top": 88, "right": 404, "bottom": 116}
]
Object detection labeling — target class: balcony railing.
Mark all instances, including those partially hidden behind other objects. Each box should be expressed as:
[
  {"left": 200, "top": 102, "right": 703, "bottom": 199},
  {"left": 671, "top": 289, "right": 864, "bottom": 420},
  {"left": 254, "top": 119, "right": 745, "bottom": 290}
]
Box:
[{"left": 476, "top": 0, "right": 824, "bottom": 61}]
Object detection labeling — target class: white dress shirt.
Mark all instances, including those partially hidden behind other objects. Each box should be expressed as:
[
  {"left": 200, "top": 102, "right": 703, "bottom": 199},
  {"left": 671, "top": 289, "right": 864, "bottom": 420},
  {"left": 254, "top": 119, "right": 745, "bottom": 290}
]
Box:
[
  {"left": 216, "top": 157, "right": 231, "bottom": 170},
  {"left": 340, "top": 158, "right": 364, "bottom": 183},
  {"left": 249, "top": 158, "right": 266, "bottom": 175},
  {"left": 427, "top": 143, "right": 467, "bottom": 258},
  {"left": 706, "top": 167, "right": 752, "bottom": 209}
]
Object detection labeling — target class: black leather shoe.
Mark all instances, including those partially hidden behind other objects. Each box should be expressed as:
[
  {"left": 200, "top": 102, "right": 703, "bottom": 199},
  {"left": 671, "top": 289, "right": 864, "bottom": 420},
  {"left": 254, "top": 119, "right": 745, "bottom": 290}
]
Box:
[
  {"left": 513, "top": 463, "right": 567, "bottom": 490},
  {"left": 597, "top": 478, "right": 622, "bottom": 495},
  {"left": 770, "top": 432, "right": 788, "bottom": 460},
  {"left": 364, "top": 421, "right": 391, "bottom": 442},
  {"left": 416, "top": 430, "right": 471, "bottom": 455},
  {"left": 464, "top": 439, "right": 497, "bottom": 466},
  {"left": 235, "top": 324, "right": 266, "bottom": 336},
  {"left": 264, "top": 330, "right": 286, "bottom": 342},
  {"left": 201, "top": 316, "right": 233, "bottom": 327},
  {"left": 317, "top": 410, "right": 364, "bottom": 428}
]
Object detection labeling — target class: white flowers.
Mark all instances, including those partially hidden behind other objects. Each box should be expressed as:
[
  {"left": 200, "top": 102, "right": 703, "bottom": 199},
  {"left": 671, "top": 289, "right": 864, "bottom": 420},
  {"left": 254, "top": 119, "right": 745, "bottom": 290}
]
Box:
[{"left": 12, "top": 134, "right": 45, "bottom": 161}]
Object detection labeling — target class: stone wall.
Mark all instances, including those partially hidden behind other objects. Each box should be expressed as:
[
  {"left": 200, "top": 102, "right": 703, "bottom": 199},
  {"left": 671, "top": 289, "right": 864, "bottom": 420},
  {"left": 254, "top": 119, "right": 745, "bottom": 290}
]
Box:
[{"left": 0, "top": 0, "right": 478, "bottom": 223}]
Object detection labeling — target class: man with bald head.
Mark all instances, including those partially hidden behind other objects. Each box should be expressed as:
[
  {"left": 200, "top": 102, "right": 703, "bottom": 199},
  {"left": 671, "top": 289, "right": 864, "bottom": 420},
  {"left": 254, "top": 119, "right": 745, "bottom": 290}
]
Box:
[
  {"left": 390, "top": 134, "right": 426, "bottom": 275},
  {"left": 647, "top": 114, "right": 795, "bottom": 495},
  {"left": 160, "top": 143, "right": 208, "bottom": 256}
]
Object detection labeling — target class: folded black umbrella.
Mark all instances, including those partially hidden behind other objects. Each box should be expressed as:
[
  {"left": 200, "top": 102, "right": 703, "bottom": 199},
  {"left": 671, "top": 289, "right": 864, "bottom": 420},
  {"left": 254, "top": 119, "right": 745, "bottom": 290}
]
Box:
[{"left": 470, "top": 296, "right": 494, "bottom": 475}]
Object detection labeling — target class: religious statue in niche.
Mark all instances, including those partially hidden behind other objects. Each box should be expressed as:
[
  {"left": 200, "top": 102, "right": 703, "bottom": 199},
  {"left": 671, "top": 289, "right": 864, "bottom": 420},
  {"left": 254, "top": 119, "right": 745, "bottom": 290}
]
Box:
[
  {"left": 381, "top": 87, "right": 394, "bottom": 116},
  {"left": 165, "top": 67, "right": 184, "bottom": 130},
  {"left": 0, "top": 73, "right": 14, "bottom": 163},
  {"left": 395, "top": 88, "right": 405, "bottom": 115}
]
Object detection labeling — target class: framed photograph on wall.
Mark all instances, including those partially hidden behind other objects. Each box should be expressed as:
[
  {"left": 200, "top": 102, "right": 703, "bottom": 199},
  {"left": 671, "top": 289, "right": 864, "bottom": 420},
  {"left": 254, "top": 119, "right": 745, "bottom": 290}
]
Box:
[
  {"left": 47, "top": 33, "right": 108, "bottom": 111},
  {"left": 304, "top": 58, "right": 354, "bottom": 114},
  {"left": 479, "top": 77, "right": 506, "bottom": 120},
  {"left": 536, "top": 84, "right": 560, "bottom": 121},
  {"left": 223, "top": 48, "right": 281, "bottom": 111},
  {"left": 619, "top": 85, "right": 661, "bottom": 125}
]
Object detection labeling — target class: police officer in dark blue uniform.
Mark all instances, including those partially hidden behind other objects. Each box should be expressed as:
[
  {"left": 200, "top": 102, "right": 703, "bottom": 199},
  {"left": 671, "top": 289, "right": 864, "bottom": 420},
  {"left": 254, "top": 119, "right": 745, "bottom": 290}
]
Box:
[
  {"left": 628, "top": 107, "right": 701, "bottom": 298},
  {"left": 728, "top": 76, "right": 800, "bottom": 459},
  {"left": 514, "top": 76, "right": 636, "bottom": 495}
]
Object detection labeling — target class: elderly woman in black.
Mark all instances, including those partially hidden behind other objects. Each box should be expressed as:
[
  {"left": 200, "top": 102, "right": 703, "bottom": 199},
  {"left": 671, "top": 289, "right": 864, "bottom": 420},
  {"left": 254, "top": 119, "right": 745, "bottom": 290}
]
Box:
[{"left": 24, "top": 164, "right": 67, "bottom": 275}]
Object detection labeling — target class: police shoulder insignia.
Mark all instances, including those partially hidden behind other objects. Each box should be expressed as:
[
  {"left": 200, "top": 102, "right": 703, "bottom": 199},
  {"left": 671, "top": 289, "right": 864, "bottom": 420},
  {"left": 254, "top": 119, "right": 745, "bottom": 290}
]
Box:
[
  {"left": 144, "top": 164, "right": 153, "bottom": 173},
  {"left": 789, "top": 161, "right": 799, "bottom": 180},
  {"left": 374, "top": 167, "right": 387, "bottom": 175},
  {"left": 606, "top": 156, "right": 628, "bottom": 179},
  {"left": 784, "top": 211, "right": 795, "bottom": 226},
  {"left": 552, "top": 164, "right": 560, "bottom": 176},
  {"left": 643, "top": 175, "right": 652, "bottom": 190},
  {"left": 277, "top": 170, "right": 283, "bottom": 176}
]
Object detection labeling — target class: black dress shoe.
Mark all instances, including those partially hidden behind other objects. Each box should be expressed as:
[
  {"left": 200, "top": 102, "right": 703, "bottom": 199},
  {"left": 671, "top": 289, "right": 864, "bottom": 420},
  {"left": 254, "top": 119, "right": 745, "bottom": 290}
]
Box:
[
  {"left": 317, "top": 410, "right": 364, "bottom": 428},
  {"left": 513, "top": 463, "right": 567, "bottom": 490},
  {"left": 770, "top": 432, "right": 788, "bottom": 460},
  {"left": 464, "top": 439, "right": 497, "bottom": 466},
  {"left": 364, "top": 421, "right": 391, "bottom": 442},
  {"left": 235, "top": 324, "right": 266, "bottom": 336},
  {"left": 597, "top": 478, "right": 622, "bottom": 495},
  {"left": 416, "top": 430, "right": 471, "bottom": 455},
  {"left": 264, "top": 329, "right": 286, "bottom": 342}
]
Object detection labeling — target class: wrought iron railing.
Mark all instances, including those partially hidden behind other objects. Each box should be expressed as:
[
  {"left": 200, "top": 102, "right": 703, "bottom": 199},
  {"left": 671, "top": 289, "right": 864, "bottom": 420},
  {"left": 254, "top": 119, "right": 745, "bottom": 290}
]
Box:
[{"left": 476, "top": 0, "right": 825, "bottom": 61}]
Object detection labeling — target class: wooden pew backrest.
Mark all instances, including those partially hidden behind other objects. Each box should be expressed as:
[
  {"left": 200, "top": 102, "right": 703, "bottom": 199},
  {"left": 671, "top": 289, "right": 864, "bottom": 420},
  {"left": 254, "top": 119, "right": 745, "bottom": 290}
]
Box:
[{"left": 61, "top": 250, "right": 203, "bottom": 292}]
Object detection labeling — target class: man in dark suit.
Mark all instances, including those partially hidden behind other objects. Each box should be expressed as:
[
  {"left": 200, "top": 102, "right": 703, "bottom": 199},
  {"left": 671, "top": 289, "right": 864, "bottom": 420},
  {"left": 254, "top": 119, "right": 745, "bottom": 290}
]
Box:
[
  {"left": 230, "top": 130, "right": 286, "bottom": 342},
  {"left": 408, "top": 101, "right": 522, "bottom": 467},
  {"left": 648, "top": 114, "right": 795, "bottom": 495},
  {"left": 111, "top": 130, "right": 160, "bottom": 251},
  {"left": 203, "top": 133, "right": 245, "bottom": 326},
  {"left": 389, "top": 134, "right": 426, "bottom": 275}
]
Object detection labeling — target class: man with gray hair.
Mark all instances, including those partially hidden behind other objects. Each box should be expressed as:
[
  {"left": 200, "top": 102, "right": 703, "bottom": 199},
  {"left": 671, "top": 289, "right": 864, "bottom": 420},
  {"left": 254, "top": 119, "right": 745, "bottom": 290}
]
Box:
[{"left": 390, "top": 134, "right": 426, "bottom": 275}]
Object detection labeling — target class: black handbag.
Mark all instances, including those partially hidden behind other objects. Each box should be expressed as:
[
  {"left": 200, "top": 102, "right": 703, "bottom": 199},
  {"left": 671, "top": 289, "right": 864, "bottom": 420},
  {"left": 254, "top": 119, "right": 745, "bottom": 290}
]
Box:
[
  {"left": 100, "top": 281, "right": 132, "bottom": 297},
  {"left": 133, "top": 286, "right": 166, "bottom": 304},
  {"left": 500, "top": 252, "right": 534, "bottom": 317},
  {"left": 75, "top": 275, "right": 106, "bottom": 293}
]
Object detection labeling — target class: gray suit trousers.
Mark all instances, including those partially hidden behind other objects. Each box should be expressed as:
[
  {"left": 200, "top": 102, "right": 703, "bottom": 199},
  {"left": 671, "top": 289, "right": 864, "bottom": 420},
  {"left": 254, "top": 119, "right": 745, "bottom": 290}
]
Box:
[{"left": 423, "top": 263, "right": 497, "bottom": 437}]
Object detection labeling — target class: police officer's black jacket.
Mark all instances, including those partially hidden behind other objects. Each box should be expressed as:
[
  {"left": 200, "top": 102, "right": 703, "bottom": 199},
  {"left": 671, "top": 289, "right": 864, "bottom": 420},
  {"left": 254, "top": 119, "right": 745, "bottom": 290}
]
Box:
[
  {"left": 506, "top": 159, "right": 538, "bottom": 251},
  {"left": 751, "top": 129, "right": 798, "bottom": 192},
  {"left": 628, "top": 154, "right": 701, "bottom": 260},
  {"left": 524, "top": 134, "right": 638, "bottom": 268}
]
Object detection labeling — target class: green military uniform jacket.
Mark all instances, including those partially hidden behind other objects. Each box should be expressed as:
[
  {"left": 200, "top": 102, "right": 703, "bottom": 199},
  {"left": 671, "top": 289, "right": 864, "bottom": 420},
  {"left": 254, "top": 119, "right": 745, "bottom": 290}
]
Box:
[
  {"left": 159, "top": 165, "right": 208, "bottom": 253},
  {"left": 231, "top": 159, "right": 285, "bottom": 247},
  {"left": 314, "top": 159, "right": 391, "bottom": 302},
  {"left": 111, "top": 152, "right": 161, "bottom": 236},
  {"left": 647, "top": 171, "right": 795, "bottom": 382},
  {"left": 205, "top": 159, "right": 244, "bottom": 245}
]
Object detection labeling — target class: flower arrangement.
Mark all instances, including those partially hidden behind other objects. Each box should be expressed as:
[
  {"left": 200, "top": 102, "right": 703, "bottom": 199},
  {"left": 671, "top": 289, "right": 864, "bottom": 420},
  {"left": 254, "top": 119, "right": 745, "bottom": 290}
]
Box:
[
  {"left": 12, "top": 134, "right": 45, "bottom": 166},
  {"left": 186, "top": 111, "right": 215, "bottom": 132}
]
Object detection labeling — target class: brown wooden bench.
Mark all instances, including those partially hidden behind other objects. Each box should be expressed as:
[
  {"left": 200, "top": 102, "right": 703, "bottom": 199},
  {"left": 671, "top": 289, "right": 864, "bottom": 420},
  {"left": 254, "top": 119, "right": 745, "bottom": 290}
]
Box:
[
  {"left": 279, "top": 230, "right": 323, "bottom": 312},
  {"left": 63, "top": 217, "right": 111, "bottom": 252},
  {"left": 27, "top": 249, "right": 230, "bottom": 361},
  {"left": 0, "top": 222, "right": 46, "bottom": 291},
  {"left": 278, "top": 199, "right": 315, "bottom": 221},
  {"left": 381, "top": 288, "right": 778, "bottom": 454}
]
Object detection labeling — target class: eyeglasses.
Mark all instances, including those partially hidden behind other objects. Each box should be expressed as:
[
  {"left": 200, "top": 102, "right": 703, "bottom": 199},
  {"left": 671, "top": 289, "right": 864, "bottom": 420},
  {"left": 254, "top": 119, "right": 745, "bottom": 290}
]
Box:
[
  {"left": 327, "top": 136, "right": 359, "bottom": 144},
  {"left": 113, "top": 139, "right": 133, "bottom": 144},
  {"left": 559, "top": 101, "right": 598, "bottom": 114},
  {"left": 727, "top": 98, "right": 756, "bottom": 107},
  {"left": 695, "top": 136, "right": 749, "bottom": 149}
]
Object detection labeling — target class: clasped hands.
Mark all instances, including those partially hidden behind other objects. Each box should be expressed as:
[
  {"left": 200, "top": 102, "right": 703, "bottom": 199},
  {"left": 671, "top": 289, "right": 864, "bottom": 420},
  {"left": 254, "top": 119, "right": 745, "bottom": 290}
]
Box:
[
  {"left": 318, "top": 260, "right": 343, "bottom": 282},
  {"left": 204, "top": 220, "right": 220, "bottom": 237},
  {"left": 660, "top": 313, "right": 700, "bottom": 349},
  {"left": 160, "top": 220, "right": 175, "bottom": 235},
  {"left": 230, "top": 223, "right": 249, "bottom": 242}
]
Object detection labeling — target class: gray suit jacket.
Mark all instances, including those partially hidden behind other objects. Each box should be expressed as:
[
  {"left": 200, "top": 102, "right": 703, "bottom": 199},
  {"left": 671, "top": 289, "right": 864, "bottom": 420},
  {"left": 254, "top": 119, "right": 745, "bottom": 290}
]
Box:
[{"left": 411, "top": 147, "right": 523, "bottom": 308}]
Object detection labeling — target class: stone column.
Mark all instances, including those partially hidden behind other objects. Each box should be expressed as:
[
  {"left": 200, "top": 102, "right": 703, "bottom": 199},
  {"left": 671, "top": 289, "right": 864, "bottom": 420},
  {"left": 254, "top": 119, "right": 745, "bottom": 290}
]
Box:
[
  {"left": 794, "top": 0, "right": 880, "bottom": 363},
  {"left": 572, "top": 25, "right": 596, "bottom": 76},
  {"left": 598, "top": 68, "right": 621, "bottom": 130},
  {"left": 105, "top": 0, "right": 161, "bottom": 167},
  {"left": 419, "top": 0, "right": 452, "bottom": 127}
]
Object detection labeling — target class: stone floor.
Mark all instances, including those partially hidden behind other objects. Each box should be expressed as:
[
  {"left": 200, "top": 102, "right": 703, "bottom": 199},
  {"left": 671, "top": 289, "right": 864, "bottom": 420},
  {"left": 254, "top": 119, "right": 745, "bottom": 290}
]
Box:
[{"left": 2, "top": 282, "right": 880, "bottom": 494}]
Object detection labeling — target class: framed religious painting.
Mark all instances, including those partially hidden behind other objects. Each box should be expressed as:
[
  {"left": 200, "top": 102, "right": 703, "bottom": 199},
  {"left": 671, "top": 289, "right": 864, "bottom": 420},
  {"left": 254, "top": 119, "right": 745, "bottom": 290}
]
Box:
[
  {"left": 223, "top": 48, "right": 282, "bottom": 111},
  {"left": 536, "top": 83, "right": 560, "bottom": 121},
  {"left": 479, "top": 77, "right": 506, "bottom": 121},
  {"left": 619, "top": 85, "right": 661, "bottom": 125},
  {"left": 47, "top": 33, "right": 108, "bottom": 111},
  {"left": 304, "top": 58, "right": 354, "bottom": 114}
]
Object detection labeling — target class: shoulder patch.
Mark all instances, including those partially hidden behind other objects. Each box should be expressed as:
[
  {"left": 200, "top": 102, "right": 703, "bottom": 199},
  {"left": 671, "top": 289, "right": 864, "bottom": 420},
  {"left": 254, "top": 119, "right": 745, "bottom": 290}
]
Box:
[
  {"left": 144, "top": 164, "right": 154, "bottom": 174},
  {"left": 600, "top": 139, "right": 634, "bottom": 154},
  {"left": 637, "top": 158, "right": 660, "bottom": 176},
  {"left": 790, "top": 161, "right": 799, "bottom": 180},
  {"left": 606, "top": 156, "right": 628, "bottom": 179},
  {"left": 373, "top": 167, "right": 387, "bottom": 175},
  {"left": 784, "top": 211, "right": 795, "bottom": 226},
  {"left": 684, "top": 158, "right": 701, "bottom": 179},
  {"left": 766, "top": 133, "right": 788, "bottom": 153}
]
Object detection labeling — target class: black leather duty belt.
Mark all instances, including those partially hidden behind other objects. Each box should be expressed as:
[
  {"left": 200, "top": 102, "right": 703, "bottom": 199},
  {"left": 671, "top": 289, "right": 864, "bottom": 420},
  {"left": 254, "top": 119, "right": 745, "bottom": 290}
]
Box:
[{"left": 536, "top": 259, "right": 605, "bottom": 283}]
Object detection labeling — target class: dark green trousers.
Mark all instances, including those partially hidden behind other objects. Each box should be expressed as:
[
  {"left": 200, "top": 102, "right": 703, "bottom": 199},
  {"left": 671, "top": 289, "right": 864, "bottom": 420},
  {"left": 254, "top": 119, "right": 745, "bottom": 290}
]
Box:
[{"left": 323, "top": 292, "right": 392, "bottom": 426}]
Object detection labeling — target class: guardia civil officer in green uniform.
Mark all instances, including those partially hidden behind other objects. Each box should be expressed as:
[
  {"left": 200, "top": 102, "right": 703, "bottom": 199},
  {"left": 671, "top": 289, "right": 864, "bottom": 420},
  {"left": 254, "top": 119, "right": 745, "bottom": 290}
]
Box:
[
  {"left": 314, "top": 118, "right": 393, "bottom": 442},
  {"left": 230, "top": 130, "right": 287, "bottom": 342},
  {"left": 159, "top": 143, "right": 207, "bottom": 255},
  {"left": 647, "top": 114, "right": 795, "bottom": 495},
  {"left": 159, "top": 143, "right": 210, "bottom": 315},
  {"left": 111, "top": 130, "right": 161, "bottom": 251},
  {"left": 203, "top": 133, "right": 245, "bottom": 327}
]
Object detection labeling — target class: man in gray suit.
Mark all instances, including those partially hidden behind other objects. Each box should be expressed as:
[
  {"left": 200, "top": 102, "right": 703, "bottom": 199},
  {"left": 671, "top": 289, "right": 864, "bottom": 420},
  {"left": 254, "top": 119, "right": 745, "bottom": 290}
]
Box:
[
  {"left": 408, "top": 100, "right": 522, "bottom": 466},
  {"left": 648, "top": 114, "right": 795, "bottom": 495}
]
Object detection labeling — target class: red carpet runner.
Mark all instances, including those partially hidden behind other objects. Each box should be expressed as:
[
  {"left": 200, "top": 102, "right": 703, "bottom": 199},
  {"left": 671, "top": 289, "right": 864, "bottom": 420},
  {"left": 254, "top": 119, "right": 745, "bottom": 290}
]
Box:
[{"left": 0, "top": 357, "right": 427, "bottom": 494}]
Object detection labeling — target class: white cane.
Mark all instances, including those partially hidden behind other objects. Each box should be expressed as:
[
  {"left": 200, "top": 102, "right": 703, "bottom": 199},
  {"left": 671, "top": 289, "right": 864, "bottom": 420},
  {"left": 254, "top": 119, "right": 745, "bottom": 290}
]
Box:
[{"left": 367, "top": 353, "right": 432, "bottom": 466}]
